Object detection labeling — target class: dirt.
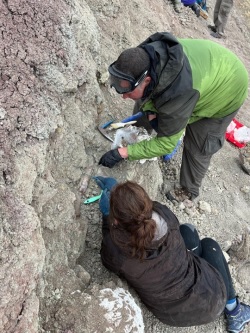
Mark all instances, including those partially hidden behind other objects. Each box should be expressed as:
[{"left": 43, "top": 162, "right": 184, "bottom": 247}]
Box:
[{"left": 79, "top": 0, "right": 250, "bottom": 332}]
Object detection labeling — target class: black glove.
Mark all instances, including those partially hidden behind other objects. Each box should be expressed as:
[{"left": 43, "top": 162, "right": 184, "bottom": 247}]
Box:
[{"left": 98, "top": 149, "right": 123, "bottom": 168}]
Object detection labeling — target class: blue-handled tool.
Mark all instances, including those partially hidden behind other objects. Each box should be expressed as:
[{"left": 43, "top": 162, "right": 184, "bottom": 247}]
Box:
[
  {"left": 121, "top": 111, "right": 143, "bottom": 123},
  {"left": 110, "top": 111, "right": 144, "bottom": 129},
  {"left": 97, "top": 112, "right": 144, "bottom": 142},
  {"left": 101, "top": 120, "right": 114, "bottom": 129}
]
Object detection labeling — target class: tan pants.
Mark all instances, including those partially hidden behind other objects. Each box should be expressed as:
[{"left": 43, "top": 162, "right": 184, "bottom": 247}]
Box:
[{"left": 213, "top": 0, "right": 233, "bottom": 35}]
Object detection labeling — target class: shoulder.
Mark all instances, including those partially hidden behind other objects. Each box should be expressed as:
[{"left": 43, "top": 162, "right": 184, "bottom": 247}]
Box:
[{"left": 153, "top": 201, "right": 180, "bottom": 226}]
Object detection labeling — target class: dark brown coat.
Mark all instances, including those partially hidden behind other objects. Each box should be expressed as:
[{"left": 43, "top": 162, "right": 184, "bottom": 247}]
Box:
[{"left": 101, "top": 201, "right": 227, "bottom": 327}]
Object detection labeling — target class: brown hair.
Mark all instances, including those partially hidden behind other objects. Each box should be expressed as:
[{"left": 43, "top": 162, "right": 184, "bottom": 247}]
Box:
[
  {"left": 115, "top": 47, "right": 150, "bottom": 79},
  {"left": 110, "top": 181, "right": 156, "bottom": 259}
]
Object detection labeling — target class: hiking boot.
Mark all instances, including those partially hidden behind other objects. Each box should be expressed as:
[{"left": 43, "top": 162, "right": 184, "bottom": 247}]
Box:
[
  {"left": 225, "top": 301, "right": 250, "bottom": 333},
  {"left": 211, "top": 31, "right": 225, "bottom": 39},
  {"left": 208, "top": 24, "right": 216, "bottom": 32},
  {"left": 166, "top": 187, "right": 197, "bottom": 203}
]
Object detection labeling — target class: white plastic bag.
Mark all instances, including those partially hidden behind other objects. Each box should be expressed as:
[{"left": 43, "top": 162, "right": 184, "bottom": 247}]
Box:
[
  {"left": 234, "top": 126, "right": 250, "bottom": 143},
  {"left": 111, "top": 126, "right": 140, "bottom": 149},
  {"left": 111, "top": 126, "right": 157, "bottom": 163}
]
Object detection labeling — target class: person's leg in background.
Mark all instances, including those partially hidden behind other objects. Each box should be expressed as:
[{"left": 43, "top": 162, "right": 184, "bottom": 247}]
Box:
[
  {"left": 213, "top": 0, "right": 222, "bottom": 30},
  {"left": 211, "top": 0, "right": 234, "bottom": 38},
  {"left": 208, "top": 0, "right": 220, "bottom": 33},
  {"left": 180, "top": 109, "right": 238, "bottom": 198}
]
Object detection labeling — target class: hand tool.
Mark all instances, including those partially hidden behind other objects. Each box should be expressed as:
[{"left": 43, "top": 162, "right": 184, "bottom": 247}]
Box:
[
  {"left": 110, "top": 120, "right": 137, "bottom": 129},
  {"left": 97, "top": 120, "right": 114, "bottom": 142},
  {"left": 97, "top": 111, "right": 144, "bottom": 142},
  {"left": 83, "top": 190, "right": 103, "bottom": 204},
  {"left": 97, "top": 111, "right": 143, "bottom": 142},
  {"left": 120, "top": 111, "right": 143, "bottom": 123}
]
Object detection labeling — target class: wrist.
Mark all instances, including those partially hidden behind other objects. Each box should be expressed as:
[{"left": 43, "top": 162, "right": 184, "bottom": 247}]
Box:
[{"left": 118, "top": 147, "right": 128, "bottom": 159}]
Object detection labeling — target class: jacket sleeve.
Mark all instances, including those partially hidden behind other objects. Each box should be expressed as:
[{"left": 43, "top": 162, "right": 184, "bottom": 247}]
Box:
[
  {"left": 155, "top": 89, "right": 200, "bottom": 137},
  {"left": 127, "top": 128, "right": 184, "bottom": 160},
  {"left": 100, "top": 216, "right": 124, "bottom": 274}
]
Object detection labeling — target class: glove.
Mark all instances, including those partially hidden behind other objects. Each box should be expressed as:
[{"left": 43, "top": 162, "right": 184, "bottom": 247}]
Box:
[
  {"left": 92, "top": 176, "right": 118, "bottom": 191},
  {"left": 98, "top": 149, "right": 123, "bottom": 168},
  {"left": 99, "top": 188, "right": 110, "bottom": 216}
]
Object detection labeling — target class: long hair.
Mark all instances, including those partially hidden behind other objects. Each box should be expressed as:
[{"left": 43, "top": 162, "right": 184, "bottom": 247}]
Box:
[{"left": 110, "top": 181, "right": 156, "bottom": 260}]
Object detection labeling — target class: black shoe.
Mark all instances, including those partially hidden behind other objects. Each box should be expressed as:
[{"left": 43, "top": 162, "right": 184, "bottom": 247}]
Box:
[
  {"left": 211, "top": 31, "right": 225, "bottom": 39},
  {"left": 208, "top": 24, "right": 216, "bottom": 32},
  {"left": 166, "top": 187, "right": 197, "bottom": 203}
]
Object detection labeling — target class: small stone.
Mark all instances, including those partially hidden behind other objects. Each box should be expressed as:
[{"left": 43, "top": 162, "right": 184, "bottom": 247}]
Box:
[
  {"left": 0, "top": 108, "right": 6, "bottom": 119},
  {"left": 223, "top": 240, "right": 232, "bottom": 252},
  {"left": 185, "top": 207, "right": 196, "bottom": 217},
  {"left": 198, "top": 200, "right": 211, "bottom": 213},
  {"left": 74, "top": 265, "right": 91, "bottom": 285},
  {"left": 240, "top": 185, "right": 250, "bottom": 194},
  {"left": 179, "top": 202, "right": 185, "bottom": 210}
]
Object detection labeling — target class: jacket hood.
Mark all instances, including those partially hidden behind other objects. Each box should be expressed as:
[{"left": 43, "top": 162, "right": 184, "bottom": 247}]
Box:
[{"left": 138, "top": 32, "right": 185, "bottom": 98}]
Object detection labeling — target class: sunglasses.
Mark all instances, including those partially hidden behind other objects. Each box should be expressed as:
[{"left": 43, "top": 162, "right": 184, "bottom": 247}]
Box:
[{"left": 108, "top": 62, "right": 148, "bottom": 94}]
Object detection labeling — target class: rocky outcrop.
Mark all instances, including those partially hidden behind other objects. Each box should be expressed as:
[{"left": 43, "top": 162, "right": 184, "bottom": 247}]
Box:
[
  {"left": 1, "top": 0, "right": 249, "bottom": 332},
  {"left": 0, "top": 0, "right": 164, "bottom": 331},
  {"left": 0, "top": 0, "right": 103, "bottom": 331}
]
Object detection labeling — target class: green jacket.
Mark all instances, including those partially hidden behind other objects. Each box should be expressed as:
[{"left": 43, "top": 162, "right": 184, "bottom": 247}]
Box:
[{"left": 128, "top": 32, "right": 248, "bottom": 160}]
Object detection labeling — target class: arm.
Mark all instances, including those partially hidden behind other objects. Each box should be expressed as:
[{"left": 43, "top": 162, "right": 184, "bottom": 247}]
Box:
[
  {"left": 126, "top": 129, "right": 185, "bottom": 160},
  {"left": 122, "top": 87, "right": 198, "bottom": 160}
]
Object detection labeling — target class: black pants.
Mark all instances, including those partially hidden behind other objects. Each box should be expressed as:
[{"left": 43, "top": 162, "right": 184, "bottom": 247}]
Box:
[{"left": 180, "top": 223, "right": 236, "bottom": 300}]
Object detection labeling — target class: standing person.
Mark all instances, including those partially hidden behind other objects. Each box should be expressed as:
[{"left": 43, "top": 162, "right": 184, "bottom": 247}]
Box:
[
  {"left": 208, "top": 0, "right": 234, "bottom": 38},
  {"left": 95, "top": 178, "right": 250, "bottom": 333},
  {"left": 99, "top": 32, "right": 248, "bottom": 201}
]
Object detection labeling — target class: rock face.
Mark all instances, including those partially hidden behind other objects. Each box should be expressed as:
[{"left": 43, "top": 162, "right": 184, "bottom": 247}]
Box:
[
  {"left": 0, "top": 192, "right": 45, "bottom": 333},
  {"left": 0, "top": 0, "right": 164, "bottom": 331},
  {"left": 0, "top": 0, "right": 100, "bottom": 331},
  {"left": 1, "top": 0, "right": 249, "bottom": 332}
]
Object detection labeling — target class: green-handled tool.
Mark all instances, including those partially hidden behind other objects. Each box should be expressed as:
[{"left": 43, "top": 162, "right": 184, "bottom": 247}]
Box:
[{"left": 83, "top": 190, "right": 103, "bottom": 204}]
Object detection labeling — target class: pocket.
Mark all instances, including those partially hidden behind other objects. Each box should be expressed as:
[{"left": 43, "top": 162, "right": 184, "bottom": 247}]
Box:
[{"left": 202, "top": 132, "right": 224, "bottom": 155}]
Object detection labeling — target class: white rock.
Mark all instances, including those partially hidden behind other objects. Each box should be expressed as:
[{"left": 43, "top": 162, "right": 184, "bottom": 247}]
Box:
[{"left": 198, "top": 201, "right": 211, "bottom": 213}]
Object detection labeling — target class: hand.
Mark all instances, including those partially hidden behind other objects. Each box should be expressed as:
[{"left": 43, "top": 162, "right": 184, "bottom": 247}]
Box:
[
  {"left": 99, "top": 188, "right": 110, "bottom": 216},
  {"left": 118, "top": 147, "right": 128, "bottom": 158},
  {"left": 98, "top": 149, "right": 123, "bottom": 168},
  {"left": 92, "top": 176, "right": 118, "bottom": 191}
]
